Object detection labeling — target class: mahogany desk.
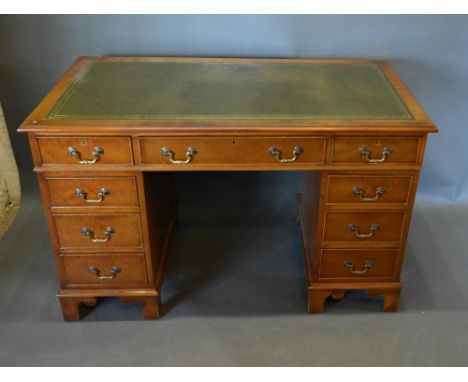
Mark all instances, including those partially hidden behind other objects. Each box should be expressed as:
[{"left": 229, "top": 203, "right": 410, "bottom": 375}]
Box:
[{"left": 18, "top": 57, "right": 438, "bottom": 321}]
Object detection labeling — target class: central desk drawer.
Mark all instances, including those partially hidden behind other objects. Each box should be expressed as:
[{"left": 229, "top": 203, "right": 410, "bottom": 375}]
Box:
[
  {"left": 46, "top": 177, "right": 139, "bottom": 208},
  {"left": 140, "top": 137, "right": 326, "bottom": 166},
  {"left": 323, "top": 211, "right": 405, "bottom": 247},
  {"left": 61, "top": 254, "right": 147, "bottom": 288},
  {"left": 53, "top": 214, "right": 143, "bottom": 250},
  {"left": 37, "top": 137, "right": 133, "bottom": 166}
]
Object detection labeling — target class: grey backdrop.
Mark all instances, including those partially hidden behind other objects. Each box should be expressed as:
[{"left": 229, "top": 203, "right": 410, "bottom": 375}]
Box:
[{"left": 1, "top": 14, "right": 467, "bottom": 201}]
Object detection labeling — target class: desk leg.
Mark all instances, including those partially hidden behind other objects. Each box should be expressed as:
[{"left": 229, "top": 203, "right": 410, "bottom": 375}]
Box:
[
  {"left": 58, "top": 292, "right": 160, "bottom": 321},
  {"left": 121, "top": 296, "right": 161, "bottom": 319},
  {"left": 307, "top": 289, "right": 346, "bottom": 313},
  {"left": 307, "top": 290, "right": 332, "bottom": 313},
  {"left": 368, "top": 289, "right": 401, "bottom": 312},
  {"left": 382, "top": 292, "right": 401, "bottom": 312},
  {"left": 59, "top": 297, "right": 97, "bottom": 321}
]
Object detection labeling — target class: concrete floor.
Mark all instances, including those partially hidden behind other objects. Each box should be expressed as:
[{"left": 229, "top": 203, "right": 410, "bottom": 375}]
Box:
[{"left": 0, "top": 172, "right": 467, "bottom": 366}]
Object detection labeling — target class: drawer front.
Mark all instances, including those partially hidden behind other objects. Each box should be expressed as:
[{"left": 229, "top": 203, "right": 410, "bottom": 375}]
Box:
[
  {"left": 37, "top": 137, "right": 133, "bottom": 166},
  {"left": 53, "top": 214, "right": 143, "bottom": 250},
  {"left": 327, "top": 175, "right": 413, "bottom": 205},
  {"left": 46, "top": 177, "right": 139, "bottom": 208},
  {"left": 61, "top": 254, "right": 147, "bottom": 288},
  {"left": 319, "top": 249, "right": 398, "bottom": 280},
  {"left": 323, "top": 211, "right": 405, "bottom": 246},
  {"left": 332, "top": 137, "right": 420, "bottom": 165},
  {"left": 140, "top": 137, "right": 326, "bottom": 166}
]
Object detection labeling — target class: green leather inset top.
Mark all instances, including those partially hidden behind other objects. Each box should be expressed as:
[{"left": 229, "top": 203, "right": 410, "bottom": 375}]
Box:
[{"left": 46, "top": 60, "right": 413, "bottom": 120}]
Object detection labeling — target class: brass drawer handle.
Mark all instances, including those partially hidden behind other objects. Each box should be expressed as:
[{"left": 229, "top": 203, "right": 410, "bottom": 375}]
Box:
[
  {"left": 88, "top": 265, "right": 121, "bottom": 280},
  {"left": 343, "top": 260, "right": 374, "bottom": 275},
  {"left": 75, "top": 188, "right": 110, "bottom": 203},
  {"left": 161, "top": 147, "right": 197, "bottom": 164},
  {"left": 67, "top": 146, "right": 104, "bottom": 164},
  {"left": 358, "top": 146, "right": 393, "bottom": 163},
  {"left": 348, "top": 223, "right": 380, "bottom": 239},
  {"left": 81, "top": 226, "right": 115, "bottom": 243},
  {"left": 352, "top": 186, "right": 386, "bottom": 202},
  {"left": 269, "top": 145, "right": 304, "bottom": 163}
]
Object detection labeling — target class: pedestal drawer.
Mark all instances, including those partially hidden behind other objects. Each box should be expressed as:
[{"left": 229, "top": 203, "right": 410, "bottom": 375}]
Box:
[
  {"left": 322, "top": 211, "right": 405, "bottom": 247},
  {"left": 53, "top": 214, "right": 143, "bottom": 250},
  {"left": 326, "top": 175, "right": 413, "bottom": 205},
  {"left": 46, "top": 177, "right": 139, "bottom": 208},
  {"left": 61, "top": 254, "right": 147, "bottom": 288},
  {"left": 140, "top": 137, "right": 325, "bottom": 167},
  {"left": 318, "top": 249, "right": 398, "bottom": 281},
  {"left": 37, "top": 137, "right": 133, "bottom": 166},
  {"left": 332, "top": 137, "right": 420, "bottom": 165}
]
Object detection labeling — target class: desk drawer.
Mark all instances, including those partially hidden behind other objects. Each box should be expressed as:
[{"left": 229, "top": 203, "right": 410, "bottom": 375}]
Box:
[
  {"left": 53, "top": 214, "right": 143, "bottom": 250},
  {"left": 332, "top": 137, "right": 420, "bottom": 165},
  {"left": 323, "top": 211, "right": 405, "bottom": 246},
  {"left": 318, "top": 249, "right": 398, "bottom": 281},
  {"left": 37, "top": 137, "right": 133, "bottom": 166},
  {"left": 46, "top": 177, "right": 139, "bottom": 208},
  {"left": 327, "top": 175, "right": 413, "bottom": 205},
  {"left": 61, "top": 254, "right": 147, "bottom": 288},
  {"left": 140, "top": 137, "right": 325, "bottom": 167}
]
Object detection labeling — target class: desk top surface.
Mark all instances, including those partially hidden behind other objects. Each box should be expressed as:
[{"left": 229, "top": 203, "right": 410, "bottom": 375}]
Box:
[{"left": 20, "top": 57, "right": 436, "bottom": 133}]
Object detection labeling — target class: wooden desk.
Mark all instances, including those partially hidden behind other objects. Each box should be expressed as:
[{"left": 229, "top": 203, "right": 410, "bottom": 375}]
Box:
[{"left": 18, "top": 57, "right": 438, "bottom": 320}]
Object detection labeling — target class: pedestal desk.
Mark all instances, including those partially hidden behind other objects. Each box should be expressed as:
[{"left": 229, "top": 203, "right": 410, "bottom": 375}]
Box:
[{"left": 18, "top": 57, "right": 437, "bottom": 321}]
